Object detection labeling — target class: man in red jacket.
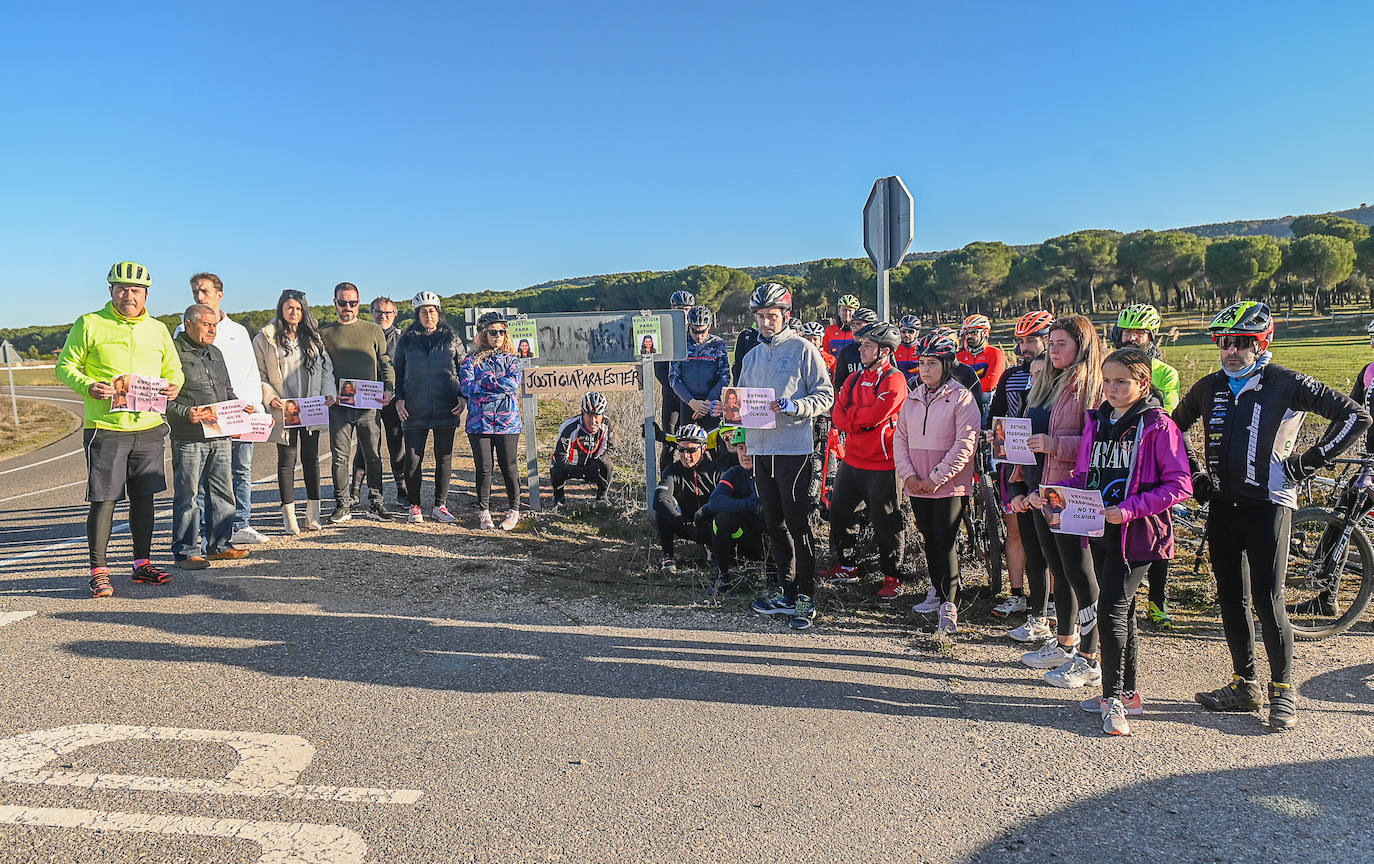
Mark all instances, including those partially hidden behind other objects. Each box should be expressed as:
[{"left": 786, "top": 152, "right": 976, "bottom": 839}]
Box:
[
  {"left": 956, "top": 314, "right": 1006, "bottom": 393},
  {"left": 822, "top": 321, "right": 908, "bottom": 598}
]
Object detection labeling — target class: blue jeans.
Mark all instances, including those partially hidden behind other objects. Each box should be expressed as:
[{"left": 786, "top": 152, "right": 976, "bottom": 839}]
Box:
[
  {"left": 173, "top": 438, "right": 235, "bottom": 560},
  {"left": 197, "top": 440, "right": 253, "bottom": 544}
]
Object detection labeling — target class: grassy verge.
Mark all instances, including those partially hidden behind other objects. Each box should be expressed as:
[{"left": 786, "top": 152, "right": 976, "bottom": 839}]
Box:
[
  {"left": 0, "top": 399, "right": 78, "bottom": 460},
  {"left": 6, "top": 367, "right": 60, "bottom": 386}
]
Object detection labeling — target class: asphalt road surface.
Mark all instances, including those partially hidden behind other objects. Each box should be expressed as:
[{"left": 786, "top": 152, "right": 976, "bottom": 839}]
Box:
[{"left": 1, "top": 383, "right": 1372, "bottom": 864}]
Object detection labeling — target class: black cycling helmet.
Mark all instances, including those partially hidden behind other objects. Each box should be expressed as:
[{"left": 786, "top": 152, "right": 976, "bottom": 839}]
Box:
[
  {"left": 915, "top": 329, "right": 959, "bottom": 357},
  {"left": 670, "top": 290, "right": 696, "bottom": 307},
  {"left": 749, "top": 282, "right": 792, "bottom": 311},
  {"left": 1208, "top": 300, "right": 1275, "bottom": 350},
  {"left": 687, "top": 306, "right": 713, "bottom": 328},
  {"left": 856, "top": 321, "right": 901, "bottom": 351},
  {"left": 477, "top": 311, "right": 508, "bottom": 329},
  {"left": 581, "top": 391, "right": 608, "bottom": 415},
  {"left": 850, "top": 307, "right": 879, "bottom": 328}
]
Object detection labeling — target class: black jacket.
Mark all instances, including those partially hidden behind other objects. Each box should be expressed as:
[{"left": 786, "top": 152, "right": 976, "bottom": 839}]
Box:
[
  {"left": 168, "top": 331, "right": 237, "bottom": 441},
  {"left": 393, "top": 325, "right": 465, "bottom": 430},
  {"left": 653, "top": 456, "right": 722, "bottom": 520},
  {"left": 1173, "top": 361, "right": 1370, "bottom": 508}
]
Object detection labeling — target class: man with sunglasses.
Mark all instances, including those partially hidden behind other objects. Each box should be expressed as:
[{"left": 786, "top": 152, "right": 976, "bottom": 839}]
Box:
[
  {"left": 349, "top": 296, "right": 406, "bottom": 507},
  {"left": 321, "top": 282, "right": 396, "bottom": 523},
  {"left": 651, "top": 423, "right": 720, "bottom": 573},
  {"left": 1173, "top": 300, "right": 1369, "bottom": 730}
]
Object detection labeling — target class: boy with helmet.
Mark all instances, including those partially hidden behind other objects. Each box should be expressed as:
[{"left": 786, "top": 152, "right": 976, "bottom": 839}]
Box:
[
  {"left": 1111, "top": 303, "right": 1182, "bottom": 627},
  {"left": 893, "top": 315, "right": 923, "bottom": 376},
  {"left": 822, "top": 294, "right": 863, "bottom": 357},
  {"left": 656, "top": 291, "right": 697, "bottom": 470},
  {"left": 702, "top": 427, "right": 766, "bottom": 596},
  {"left": 57, "top": 261, "right": 185, "bottom": 597},
  {"left": 669, "top": 306, "right": 730, "bottom": 432},
  {"left": 823, "top": 321, "right": 908, "bottom": 598},
  {"left": 733, "top": 282, "right": 835, "bottom": 630},
  {"left": 651, "top": 423, "right": 721, "bottom": 573},
  {"left": 551, "top": 392, "right": 615, "bottom": 506},
  {"left": 800, "top": 322, "right": 835, "bottom": 376},
  {"left": 832, "top": 307, "right": 880, "bottom": 392},
  {"left": 1174, "top": 300, "right": 1369, "bottom": 730},
  {"left": 988, "top": 310, "right": 1055, "bottom": 621},
  {"left": 956, "top": 314, "right": 1006, "bottom": 394}
]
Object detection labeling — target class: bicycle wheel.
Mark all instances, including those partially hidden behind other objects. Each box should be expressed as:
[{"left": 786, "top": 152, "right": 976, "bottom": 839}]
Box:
[
  {"left": 976, "top": 474, "right": 1006, "bottom": 594},
  {"left": 1285, "top": 506, "right": 1374, "bottom": 641}
]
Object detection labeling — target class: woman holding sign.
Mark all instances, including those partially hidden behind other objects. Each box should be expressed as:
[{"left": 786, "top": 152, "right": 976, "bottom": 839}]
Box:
[
  {"left": 254, "top": 290, "right": 338, "bottom": 534},
  {"left": 894, "top": 329, "right": 980, "bottom": 636},
  {"left": 1009, "top": 316, "right": 1103, "bottom": 688},
  {"left": 460, "top": 311, "right": 524, "bottom": 531},
  {"left": 393, "top": 291, "right": 466, "bottom": 524},
  {"left": 1056, "top": 347, "right": 1192, "bottom": 735}
]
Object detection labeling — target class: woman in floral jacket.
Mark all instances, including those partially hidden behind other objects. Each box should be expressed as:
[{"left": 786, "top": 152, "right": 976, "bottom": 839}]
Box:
[{"left": 459, "top": 312, "right": 524, "bottom": 530}]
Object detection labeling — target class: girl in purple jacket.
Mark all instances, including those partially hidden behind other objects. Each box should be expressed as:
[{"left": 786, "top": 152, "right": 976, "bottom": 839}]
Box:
[{"left": 1067, "top": 347, "right": 1192, "bottom": 735}]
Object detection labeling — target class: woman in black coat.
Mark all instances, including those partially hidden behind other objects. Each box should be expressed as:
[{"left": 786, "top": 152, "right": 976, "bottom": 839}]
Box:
[{"left": 393, "top": 292, "right": 466, "bottom": 523}]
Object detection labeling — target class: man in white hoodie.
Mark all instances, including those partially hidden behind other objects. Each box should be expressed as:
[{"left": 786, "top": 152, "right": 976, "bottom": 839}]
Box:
[{"left": 730, "top": 283, "right": 834, "bottom": 631}]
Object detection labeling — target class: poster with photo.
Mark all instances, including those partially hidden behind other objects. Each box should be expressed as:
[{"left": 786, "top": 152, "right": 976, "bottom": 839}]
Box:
[
  {"left": 338, "top": 378, "right": 384, "bottom": 410},
  {"left": 991, "top": 416, "right": 1037, "bottom": 465},
  {"left": 720, "top": 386, "right": 776, "bottom": 430},
  {"left": 283, "top": 395, "right": 330, "bottom": 428},
  {"left": 509, "top": 318, "right": 539, "bottom": 360},
  {"left": 633, "top": 315, "right": 662, "bottom": 357},
  {"left": 1041, "top": 485, "right": 1106, "bottom": 537},
  {"left": 197, "top": 400, "right": 253, "bottom": 438},
  {"left": 109, "top": 373, "right": 168, "bottom": 413}
]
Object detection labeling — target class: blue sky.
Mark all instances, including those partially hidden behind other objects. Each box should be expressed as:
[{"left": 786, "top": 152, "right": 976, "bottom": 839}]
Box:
[{"left": 5, "top": 1, "right": 1372, "bottom": 326}]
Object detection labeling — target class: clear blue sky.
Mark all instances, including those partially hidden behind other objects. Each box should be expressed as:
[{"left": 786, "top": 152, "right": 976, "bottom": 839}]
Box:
[{"left": 5, "top": 0, "right": 1372, "bottom": 327}]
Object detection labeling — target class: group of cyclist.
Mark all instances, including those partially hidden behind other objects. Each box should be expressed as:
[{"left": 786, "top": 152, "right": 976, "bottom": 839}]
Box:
[{"left": 649, "top": 284, "right": 1371, "bottom": 736}]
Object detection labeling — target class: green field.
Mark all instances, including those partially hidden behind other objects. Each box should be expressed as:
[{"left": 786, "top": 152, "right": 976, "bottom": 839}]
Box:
[{"left": 1164, "top": 334, "right": 1370, "bottom": 395}]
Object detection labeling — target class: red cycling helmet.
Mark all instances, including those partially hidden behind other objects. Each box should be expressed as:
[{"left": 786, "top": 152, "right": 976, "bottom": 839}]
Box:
[{"left": 1014, "top": 310, "right": 1055, "bottom": 339}]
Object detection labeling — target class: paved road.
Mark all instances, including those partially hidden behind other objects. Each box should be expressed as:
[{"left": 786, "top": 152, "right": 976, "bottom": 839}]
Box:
[{"left": 1, "top": 386, "right": 1371, "bottom": 863}]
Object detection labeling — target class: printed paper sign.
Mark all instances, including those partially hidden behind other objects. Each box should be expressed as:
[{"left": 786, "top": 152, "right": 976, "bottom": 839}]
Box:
[
  {"left": 992, "top": 416, "right": 1037, "bottom": 465},
  {"left": 633, "top": 315, "right": 662, "bottom": 357},
  {"left": 110, "top": 374, "right": 168, "bottom": 413},
  {"left": 283, "top": 396, "right": 330, "bottom": 428},
  {"left": 197, "top": 400, "right": 253, "bottom": 438},
  {"left": 720, "top": 386, "right": 776, "bottom": 430},
  {"left": 509, "top": 319, "right": 539, "bottom": 360},
  {"left": 338, "top": 378, "right": 384, "bottom": 410},
  {"left": 1042, "top": 485, "right": 1106, "bottom": 538},
  {"left": 239, "top": 413, "right": 276, "bottom": 443}
]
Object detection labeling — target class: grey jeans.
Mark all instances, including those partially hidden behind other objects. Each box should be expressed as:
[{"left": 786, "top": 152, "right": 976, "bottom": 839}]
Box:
[{"left": 329, "top": 405, "right": 383, "bottom": 507}]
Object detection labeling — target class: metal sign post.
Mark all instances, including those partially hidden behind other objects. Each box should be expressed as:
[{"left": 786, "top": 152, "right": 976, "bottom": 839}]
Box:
[
  {"left": 863, "top": 175, "right": 915, "bottom": 322},
  {"left": 1, "top": 341, "right": 20, "bottom": 425},
  {"left": 641, "top": 356, "right": 657, "bottom": 508}
]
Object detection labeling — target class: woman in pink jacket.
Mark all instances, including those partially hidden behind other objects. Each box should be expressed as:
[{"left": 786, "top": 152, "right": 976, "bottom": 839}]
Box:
[
  {"left": 894, "top": 330, "right": 981, "bottom": 636},
  {"left": 1008, "top": 315, "right": 1104, "bottom": 688}
]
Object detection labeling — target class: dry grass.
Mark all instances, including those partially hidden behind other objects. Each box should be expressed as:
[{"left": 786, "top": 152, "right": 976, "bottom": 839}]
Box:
[{"left": 0, "top": 399, "right": 77, "bottom": 460}]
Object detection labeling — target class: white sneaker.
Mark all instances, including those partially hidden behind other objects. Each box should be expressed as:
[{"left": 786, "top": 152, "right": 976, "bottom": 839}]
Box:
[
  {"left": 1102, "top": 697, "right": 1132, "bottom": 736},
  {"left": 1009, "top": 614, "right": 1052, "bottom": 643},
  {"left": 407, "top": 505, "right": 424, "bottom": 524},
  {"left": 430, "top": 505, "right": 457, "bottom": 524},
  {"left": 992, "top": 595, "right": 1028, "bottom": 618},
  {"left": 1021, "top": 637, "right": 1076, "bottom": 670},
  {"left": 1044, "top": 654, "right": 1102, "bottom": 689},
  {"left": 499, "top": 509, "right": 520, "bottom": 531},
  {"left": 230, "top": 526, "right": 268, "bottom": 545},
  {"left": 911, "top": 587, "right": 941, "bottom": 614},
  {"left": 478, "top": 510, "right": 495, "bottom": 530},
  {"left": 937, "top": 602, "right": 959, "bottom": 635}
]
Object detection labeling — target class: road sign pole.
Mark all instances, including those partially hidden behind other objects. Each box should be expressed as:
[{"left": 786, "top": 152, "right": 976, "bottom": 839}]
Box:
[
  {"left": 641, "top": 357, "right": 656, "bottom": 511},
  {"left": 876, "top": 268, "right": 891, "bottom": 323},
  {"left": 6, "top": 361, "right": 17, "bottom": 425}
]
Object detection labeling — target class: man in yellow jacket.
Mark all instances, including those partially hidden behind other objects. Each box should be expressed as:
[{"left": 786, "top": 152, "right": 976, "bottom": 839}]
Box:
[{"left": 57, "top": 262, "right": 184, "bottom": 598}]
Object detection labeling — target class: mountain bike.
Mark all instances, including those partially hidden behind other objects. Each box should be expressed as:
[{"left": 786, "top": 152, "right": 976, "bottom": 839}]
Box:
[
  {"left": 1284, "top": 456, "right": 1374, "bottom": 640},
  {"left": 958, "top": 438, "right": 1007, "bottom": 594}
]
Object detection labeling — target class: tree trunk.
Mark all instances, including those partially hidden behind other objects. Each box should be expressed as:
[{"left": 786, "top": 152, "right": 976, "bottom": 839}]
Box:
[{"left": 1087, "top": 276, "right": 1099, "bottom": 313}]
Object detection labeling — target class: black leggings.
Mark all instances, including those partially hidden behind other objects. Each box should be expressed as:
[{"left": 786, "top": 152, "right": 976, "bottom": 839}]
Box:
[
  {"left": 469, "top": 433, "right": 520, "bottom": 511},
  {"left": 1147, "top": 559, "right": 1168, "bottom": 608},
  {"left": 652, "top": 498, "right": 711, "bottom": 556},
  {"left": 713, "top": 510, "right": 766, "bottom": 571},
  {"left": 277, "top": 428, "right": 321, "bottom": 502},
  {"left": 1015, "top": 508, "right": 1052, "bottom": 616},
  {"left": 754, "top": 454, "right": 816, "bottom": 599},
  {"left": 551, "top": 458, "right": 613, "bottom": 501},
  {"left": 403, "top": 426, "right": 456, "bottom": 507},
  {"left": 829, "top": 462, "right": 904, "bottom": 578},
  {"left": 911, "top": 496, "right": 963, "bottom": 603},
  {"left": 1095, "top": 544, "right": 1151, "bottom": 700},
  {"left": 1208, "top": 499, "right": 1293, "bottom": 684},
  {"left": 1030, "top": 507, "right": 1100, "bottom": 653},
  {"left": 87, "top": 496, "right": 154, "bottom": 569}
]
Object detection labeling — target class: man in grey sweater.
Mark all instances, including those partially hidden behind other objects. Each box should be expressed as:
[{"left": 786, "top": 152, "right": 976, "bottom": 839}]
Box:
[
  {"left": 727, "top": 283, "right": 833, "bottom": 631},
  {"left": 321, "top": 282, "right": 396, "bottom": 523}
]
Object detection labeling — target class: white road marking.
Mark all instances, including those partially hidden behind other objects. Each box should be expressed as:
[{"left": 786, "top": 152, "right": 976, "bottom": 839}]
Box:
[
  {"left": 0, "top": 725, "right": 423, "bottom": 803},
  {"left": 0, "top": 449, "right": 83, "bottom": 475},
  {"left": 12, "top": 394, "right": 84, "bottom": 405},
  {"left": 0, "top": 611, "right": 37, "bottom": 627},
  {"left": 0, "top": 480, "right": 85, "bottom": 503},
  {"left": 0, "top": 805, "right": 367, "bottom": 864}
]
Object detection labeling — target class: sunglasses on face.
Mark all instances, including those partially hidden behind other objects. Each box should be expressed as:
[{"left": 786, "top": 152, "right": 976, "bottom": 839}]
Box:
[
  {"left": 678, "top": 446, "right": 702, "bottom": 454},
  {"left": 336, "top": 299, "right": 360, "bottom": 308},
  {"left": 485, "top": 328, "right": 507, "bottom": 336},
  {"left": 690, "top": 327, "right": 709, "bottom": 335},
  {"left": 900, "top": 328, "right": 917, "bottom": 335},
  {"left": 1218, "top": 335, "right": 1256, "bottom": 350}
]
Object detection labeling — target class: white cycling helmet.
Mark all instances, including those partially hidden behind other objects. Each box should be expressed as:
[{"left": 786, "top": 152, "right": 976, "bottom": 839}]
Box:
[
  {"left": 1366, "top": 319, "right": 1374, "bottom": 335},
  {"left": 412, "top": 291, "right": 442, "bottom": 309}
]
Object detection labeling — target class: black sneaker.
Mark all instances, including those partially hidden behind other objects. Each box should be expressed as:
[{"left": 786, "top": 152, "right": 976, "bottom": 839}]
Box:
[
  {"left": 326, "top": 503, "right": 353, "bottom": 524},
  {"left": 364, "top": 501, "right": 390, "bottom": 522},
  {"left": 1268, "top": 682, "right": 1298, "bottom": 730},
  {"left": 1195, "top": 675, "right": 1262, "bottom": 712}
]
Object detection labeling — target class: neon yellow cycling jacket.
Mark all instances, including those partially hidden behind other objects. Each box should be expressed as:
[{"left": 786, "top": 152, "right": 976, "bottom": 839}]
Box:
[{"left": 56, "top": 302, "right": 185, "bottom": 431}]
